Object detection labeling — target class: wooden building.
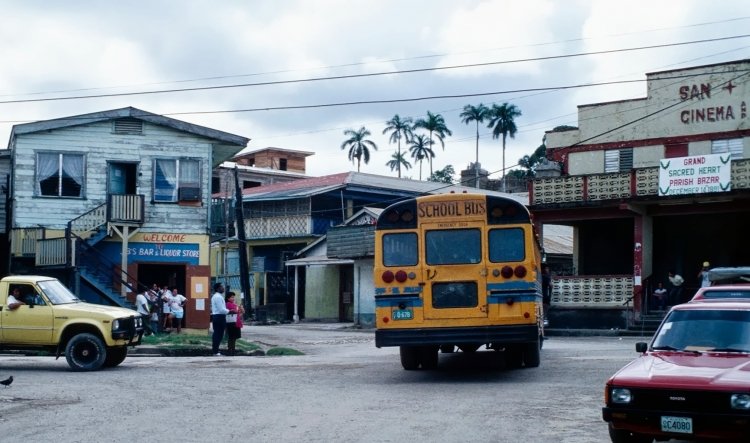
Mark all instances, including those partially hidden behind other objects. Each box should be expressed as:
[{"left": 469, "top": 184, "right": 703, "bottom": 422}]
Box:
[{"left": 5, "top": 107, "right": 248, "bottom": 328}]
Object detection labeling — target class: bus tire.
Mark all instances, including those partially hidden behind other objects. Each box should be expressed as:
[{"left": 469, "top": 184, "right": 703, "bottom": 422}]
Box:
[
  {"left": 505, "top": 345, "right": 523, "bottom": 368},
  {"left": 420, "top": 346, "right": 439, "bottom": 370},
  {"left": 400, "top": 346, "right": 421, "bottom": 370},
  {"left": 523, "top": 339, "right": 541, "bottom": 368}
]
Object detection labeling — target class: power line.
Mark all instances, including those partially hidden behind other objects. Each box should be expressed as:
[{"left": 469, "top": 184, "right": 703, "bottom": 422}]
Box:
[{"left": 1, "top": 34, "right": 748, "bottom": 106}]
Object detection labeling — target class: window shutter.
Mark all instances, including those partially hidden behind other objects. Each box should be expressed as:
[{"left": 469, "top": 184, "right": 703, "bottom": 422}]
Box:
[
  {"left": 604, "top": 150, "right": 619, "bottom": 173},
  {"left": 712, "top": 138, "right": 743, "bottom": 159},
  {"left": 114, "top": 118, "right": 143, "bottom": 135},
  {"left": 618, "top": 148, "right": 633, "bottom": 171}
]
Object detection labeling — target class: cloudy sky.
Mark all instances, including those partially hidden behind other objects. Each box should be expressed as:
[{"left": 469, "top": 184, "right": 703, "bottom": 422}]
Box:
[{"left": 1, "top": 1, "right": 748, "bottom": 181}]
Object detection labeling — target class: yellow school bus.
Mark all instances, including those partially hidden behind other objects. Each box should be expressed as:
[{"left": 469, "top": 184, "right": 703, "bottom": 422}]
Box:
[{"left": 374, "top": 192, "right": 543, "bottom": 370}]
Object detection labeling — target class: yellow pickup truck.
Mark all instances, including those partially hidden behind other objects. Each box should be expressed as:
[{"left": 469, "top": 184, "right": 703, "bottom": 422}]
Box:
[{"left": 0, "top": 275, "right": 144, "bottom": 371}]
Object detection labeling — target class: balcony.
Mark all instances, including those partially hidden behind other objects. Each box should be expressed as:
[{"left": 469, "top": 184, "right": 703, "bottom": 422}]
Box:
[
  {"left": 531, "top": 158, "right": 750, "bottom": 205},
  {"left": 244, "top": 215, "right": 335, "bottom": 239}
]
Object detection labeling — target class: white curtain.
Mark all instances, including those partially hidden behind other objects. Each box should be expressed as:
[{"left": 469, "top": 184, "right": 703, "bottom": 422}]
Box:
[
  {"left": 35, "top": 153, "right": 59, "bottom": 195},
  {"left": 155, "top": 159, "right": 177, "bottom": 201},
  {"left": 179, "top": 159, "right": 200, "bottom": 187},
  {"left": 61, "top": 154, "right": 84, "bottom": 196}
]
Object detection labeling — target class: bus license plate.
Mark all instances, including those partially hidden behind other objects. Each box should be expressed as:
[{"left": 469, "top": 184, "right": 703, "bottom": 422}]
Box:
[
  {"left": 392, "top": 309, "right": 413, "bottom": 320},
  {"left": 661, "top": 416, "right": 692, "bottom": 434}
]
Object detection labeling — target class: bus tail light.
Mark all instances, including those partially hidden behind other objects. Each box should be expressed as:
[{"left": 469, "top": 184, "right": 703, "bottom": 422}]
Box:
[
  {"left": 382, "top": 317, "right": 390, "bottom": 323},
  {"left": 382, "top": 270, "right": 395, "bottom": 283},
  {"left": 501, "top": 266, "right": 514, "bottom": 279},
  {"left": 395, "top": 270, "right": 408, "bottom": 283},
  {"left": 514, "top": 265, "right": 527, "bottom": 278}
]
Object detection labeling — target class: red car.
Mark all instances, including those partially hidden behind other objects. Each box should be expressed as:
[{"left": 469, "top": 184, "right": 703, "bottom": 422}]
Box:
[
  {"left": 603, "top": 300, "right": 750, "bottom": 442},
  {"left": 691, "top": 267, "right": 750, "bottom": 301}
]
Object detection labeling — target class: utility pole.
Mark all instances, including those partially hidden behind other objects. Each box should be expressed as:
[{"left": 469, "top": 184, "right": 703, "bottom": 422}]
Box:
[{"left": 234, "top": 166, "right": 252, "bottom": 318}]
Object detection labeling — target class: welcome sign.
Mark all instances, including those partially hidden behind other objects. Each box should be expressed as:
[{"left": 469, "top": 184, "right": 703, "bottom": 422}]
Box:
[{"left": 658, "top": 153, "right": 731, "bottom": 196}]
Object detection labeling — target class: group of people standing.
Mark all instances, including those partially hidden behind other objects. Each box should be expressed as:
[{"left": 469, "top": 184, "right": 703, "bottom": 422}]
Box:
[
  {"left": 135, "top": 284, "right": 187, "bottom": 335},
  {"left": 210, "top": 282, "right": 245, "bottom": 356},
  {"left": 651, "top": 261, "right": 712, "bottom": 311}
]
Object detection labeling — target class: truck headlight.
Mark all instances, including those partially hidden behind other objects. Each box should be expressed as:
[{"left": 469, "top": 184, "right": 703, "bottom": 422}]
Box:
[
  {"left": 731, "top": 394, "right": 750, "bottom": 410},
  {"left": 112, "top": 319, "right": 120, "bottom": 330},
  {"left": 611, "top": 388, "right": 632, "bottom": 404}
]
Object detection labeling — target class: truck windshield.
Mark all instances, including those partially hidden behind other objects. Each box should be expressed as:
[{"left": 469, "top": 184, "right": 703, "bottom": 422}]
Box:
[{"left": 38, "top": 279, "right": 81, "bottom": 305}]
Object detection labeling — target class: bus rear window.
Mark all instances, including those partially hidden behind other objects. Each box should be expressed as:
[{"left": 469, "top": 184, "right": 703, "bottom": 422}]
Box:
[
  {"left": 382, "top": 233, "right": 418, "bottom": 267},
  {"left": 426, "top": 229, "right": 481, "bottom": 265},
  {"left": 488, "top": 228, "right": 525, "bottom": 262}
]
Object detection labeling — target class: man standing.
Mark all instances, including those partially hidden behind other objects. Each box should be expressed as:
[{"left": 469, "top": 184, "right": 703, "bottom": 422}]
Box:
[
  {"left": 135, "top": 290, "right": 153, "bottom": 336},
  {"left": 697, "top": 261, "right": 711, "bottom": 288},
  {"left": 668, "top": 270, "right": 685, "bottom": 306},
  {"left": 210, "top": 283, "right": 229, "bottom": 356}
]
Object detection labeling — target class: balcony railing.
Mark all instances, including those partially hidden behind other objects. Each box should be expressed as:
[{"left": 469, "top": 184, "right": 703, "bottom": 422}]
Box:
[
  {"left": 531, "top": 158, "right": 750, "bottom": 205},
  {"left": 552, "top": 275, "right": 632, "bottom": 307},
  {"left": 244, "top": 215, "right": 335, "bottom": 239},
  {"left": 10, "top": 227, "right": 44, "bottom": 256}
]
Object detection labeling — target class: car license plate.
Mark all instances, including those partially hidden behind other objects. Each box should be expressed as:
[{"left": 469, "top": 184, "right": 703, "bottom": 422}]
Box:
[
  {"left": 392, "top": 309, "right": 413, "bottom": 320},
  {"left": 661, "top": 416, "right": 692, "bottom": 434}
]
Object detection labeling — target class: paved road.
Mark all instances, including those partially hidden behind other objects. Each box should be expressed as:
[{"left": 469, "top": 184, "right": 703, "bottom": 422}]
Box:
[{"left": 0, "top": 324, "right": 682, "bottom": 443}]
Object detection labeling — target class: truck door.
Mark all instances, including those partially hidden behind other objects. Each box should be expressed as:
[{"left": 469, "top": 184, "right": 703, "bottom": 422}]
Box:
[{"left": 1, "top": 285, "right": 53, "bottom": 344}]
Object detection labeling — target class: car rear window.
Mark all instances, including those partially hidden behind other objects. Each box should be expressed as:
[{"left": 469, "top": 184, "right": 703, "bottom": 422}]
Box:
[{"left": 700, "top": 289, "right": 750, "bottom": 299}]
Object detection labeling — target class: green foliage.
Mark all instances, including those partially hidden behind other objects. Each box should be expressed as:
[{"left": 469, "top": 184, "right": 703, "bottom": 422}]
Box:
[
  {"left": 266, "top": 347, "right": 305, "bottom": 356},
  {"left": 142, "top": 333, "right": 261, "bottom": 352},
  {"left": 428, "top": 165, "right": 455, "bottom": 184},
  {"left": 341, "top": 127, "right": 378, "bottom": 172}
]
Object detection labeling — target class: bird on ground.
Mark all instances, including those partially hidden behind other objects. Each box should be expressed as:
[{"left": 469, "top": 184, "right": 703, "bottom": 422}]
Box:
[{"left": 0, "top": 376, "right": 13, "bottom": 387}]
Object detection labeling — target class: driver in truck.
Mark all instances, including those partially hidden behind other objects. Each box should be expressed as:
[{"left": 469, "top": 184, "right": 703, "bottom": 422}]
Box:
[{"left": 6, "top": 287, "right": 26, "bottom": 310}]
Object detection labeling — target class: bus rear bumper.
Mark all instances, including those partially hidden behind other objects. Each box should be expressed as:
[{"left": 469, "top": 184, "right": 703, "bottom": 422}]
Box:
[{"left": 375, "top": 325, "right": 540, "bottom": 348}]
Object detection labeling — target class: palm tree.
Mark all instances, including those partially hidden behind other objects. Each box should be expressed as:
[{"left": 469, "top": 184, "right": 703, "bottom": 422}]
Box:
[
  {"left": 408, "top": 134, "right": 434, "bottom": 180},
  {"left": 382, "top": 114, "right": 414, "bottom": 178},
  {"left": 413, "top": 111, "right": 452, "bottom": 175},
  {"left": 460, "top": 103, "right": 490, "bottom": 188},
  {"left": 341, "top": 127, "right": 378, "bottom": 172},
  {"left": 386, "top": 152, "right": 412, "bottom": 175},
  {"left": 487, "top": 102, "right": 522, "bottom": 192}
]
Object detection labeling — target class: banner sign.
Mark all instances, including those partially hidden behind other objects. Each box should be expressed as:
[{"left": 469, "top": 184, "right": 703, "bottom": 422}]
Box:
[
  {"left": 98, "top": 242, "right": 200, "bottom": 265},
  {"left": 658, "top": 154, "right": 731, "bottom": 196}
]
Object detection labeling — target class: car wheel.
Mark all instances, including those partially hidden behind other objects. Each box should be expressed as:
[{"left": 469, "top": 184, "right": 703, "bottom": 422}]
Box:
[
  {"left": 400, "top": 346, "right": 421, "bottom": 370},
  {"left": 608, "top": 424, "right": 653, "bottom": 443},
  {"left": 65, "top": 333, "right": 106, "bottom": 372},
  {"left": 103, "top": 347, "right": 128, "bottom": 368},
  {"left": 419, "top": 346, "right": 439, "bottom": 370}
]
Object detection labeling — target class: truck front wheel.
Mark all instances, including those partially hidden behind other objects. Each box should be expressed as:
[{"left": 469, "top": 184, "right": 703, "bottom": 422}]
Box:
[
  {"left": 103, "top": 347, "right": 128, "bottom": 368},
  {"left": 65, "top": 333, "right": 106, "bottom": 371}
]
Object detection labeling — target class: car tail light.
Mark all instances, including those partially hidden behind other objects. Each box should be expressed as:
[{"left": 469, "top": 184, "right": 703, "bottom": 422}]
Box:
[
  {"left": 514, "top": 265, "right": 527, "bottom": 278},
  {"left": 382, "top": 270, "right": 395, "bottom": 283}
]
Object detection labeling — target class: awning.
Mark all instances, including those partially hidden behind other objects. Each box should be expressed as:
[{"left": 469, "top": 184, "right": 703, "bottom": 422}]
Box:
[{"left": 285, "top": 257, "right": 354, "bottom": 267}]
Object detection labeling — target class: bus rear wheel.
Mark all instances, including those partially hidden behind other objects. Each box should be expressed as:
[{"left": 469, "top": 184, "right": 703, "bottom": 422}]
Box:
[
  {"left": 400, "top": 346, "right": 421, "bottom": 370},
  {"left": 420, "top": 346, "right": 439, "bottom": 370},
  {"left": 523, "top": 338, "right": 541, "bottom": 368}
]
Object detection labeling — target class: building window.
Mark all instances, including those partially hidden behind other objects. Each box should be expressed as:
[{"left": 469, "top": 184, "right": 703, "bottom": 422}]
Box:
[
  {"left": 665, "top": 143, "right": 688, "bottom": 158},
  {"left": 712, "top": 138, "right": 743, "bottom": 159},
  {"left": 604, "top": 148, "right": 633, "bottom": 173},
  {"left": 153, "top": 158, "right": 201, "bottom": 202},
  {"left": 279, "top": 158, "right": 287, "bottom": 170},
  {"left": 36, "top": 152, "right": 85, "bottom": 197}
]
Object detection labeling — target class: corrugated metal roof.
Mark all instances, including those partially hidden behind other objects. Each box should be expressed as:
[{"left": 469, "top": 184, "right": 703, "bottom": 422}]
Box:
[{"left": 240, "top": 171, "right": 526, "bottom": 202}]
